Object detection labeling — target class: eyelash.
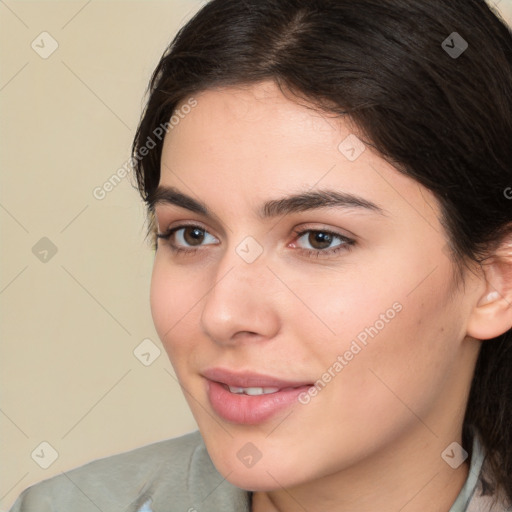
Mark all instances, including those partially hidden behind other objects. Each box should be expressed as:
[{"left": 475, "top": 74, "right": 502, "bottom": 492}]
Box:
[
  {"left": 156, "top": 224, "right": 355, "bottom": 259},
  {"left": 292, "top": 228, "right": 355, "bottom": 258}
]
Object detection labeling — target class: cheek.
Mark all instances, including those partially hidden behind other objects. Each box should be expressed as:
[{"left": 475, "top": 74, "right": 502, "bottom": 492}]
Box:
[
  {"left": 149, "top": 259, "right": 170, "bottom": 343},
  {"left": 149, "top": 256, "right": 202, "bottom": 360},
  {"left": 297, "top": 253, "right": 462, "bottom": 405}
]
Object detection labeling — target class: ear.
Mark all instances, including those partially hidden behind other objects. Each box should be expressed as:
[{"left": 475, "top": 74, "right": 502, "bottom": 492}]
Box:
[{"left": 466, "top": 233, "right": 512, "bottom": 340}]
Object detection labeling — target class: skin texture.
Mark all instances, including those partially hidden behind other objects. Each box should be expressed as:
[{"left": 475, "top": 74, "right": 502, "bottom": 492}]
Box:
[{"left": 150, "top": 81, "right": 499, "bottom": 512}]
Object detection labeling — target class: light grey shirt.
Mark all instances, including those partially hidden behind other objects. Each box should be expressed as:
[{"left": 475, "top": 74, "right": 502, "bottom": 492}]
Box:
[{"left": 9, "top": 430, "right": 511, "bottom": 511}]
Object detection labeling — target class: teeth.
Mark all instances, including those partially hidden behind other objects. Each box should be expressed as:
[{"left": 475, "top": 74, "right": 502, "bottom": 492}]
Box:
[
  {"left": 228, "top": 386, "right": 280, "bottom": 395},
  {"left": 228, "top": 386, "right": 245, "bottom": 394}
]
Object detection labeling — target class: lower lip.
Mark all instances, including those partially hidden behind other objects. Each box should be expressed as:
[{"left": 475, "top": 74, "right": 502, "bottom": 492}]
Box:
[{"left": 206, "top": 379, "right": 312, "bottom": 425}]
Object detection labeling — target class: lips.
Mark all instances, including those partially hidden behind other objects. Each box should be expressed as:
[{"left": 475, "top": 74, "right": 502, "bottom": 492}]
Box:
[
  {"left": 202, "top": 367, "right": 313, "bottom": 424},
  {"left": 202, "top": 367, "right": 312, "bottom": 389}
]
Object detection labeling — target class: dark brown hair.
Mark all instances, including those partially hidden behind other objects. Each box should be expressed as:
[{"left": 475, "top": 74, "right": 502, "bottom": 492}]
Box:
[{"left": 132, "top": 0, "right": 512, "bottom": 502}]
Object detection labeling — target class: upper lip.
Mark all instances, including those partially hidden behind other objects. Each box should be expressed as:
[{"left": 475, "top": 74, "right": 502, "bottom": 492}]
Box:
[{"left": 202, "top": 367, "right": 312, "bottom": 389}]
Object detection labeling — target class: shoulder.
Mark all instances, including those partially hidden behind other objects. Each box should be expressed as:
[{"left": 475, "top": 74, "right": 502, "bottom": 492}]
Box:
[
  {"left": 467, "top": 464, "right": 512, "bottom": 512},
  {"left": 464, "top": 430, "right": 511, "bottom": 512},
  {"left": 9, "top": 430, "right": 250, "bottom": 512}
]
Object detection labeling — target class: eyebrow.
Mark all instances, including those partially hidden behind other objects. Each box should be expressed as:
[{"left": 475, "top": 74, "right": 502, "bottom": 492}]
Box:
[{"left": 148, "top": 186, "right": 386, "bottom": 219}]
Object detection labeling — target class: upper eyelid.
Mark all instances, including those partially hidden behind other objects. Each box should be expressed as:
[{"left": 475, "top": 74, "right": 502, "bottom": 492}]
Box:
[
  {"left": 293, "top": 227, "right": 351, "bottom": 240},
  {"left": 155, "top": 211, "right": 357, "bottom": 235},
  {"left": 157, "top": 222, "right": 347, "bottom": 236},
  {"left": 153, "top": 207, "right": 229, "bottom": 237},
  {"left": 157, "top": 219, "right": 211, "bottom": 235}
]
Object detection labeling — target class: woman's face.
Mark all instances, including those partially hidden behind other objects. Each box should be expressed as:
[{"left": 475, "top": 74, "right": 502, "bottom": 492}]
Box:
[{"left": 150, "top": 81, "right": 481, "bottom": 490}]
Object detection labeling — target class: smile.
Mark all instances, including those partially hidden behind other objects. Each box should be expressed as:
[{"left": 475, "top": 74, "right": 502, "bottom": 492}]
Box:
[
  {"left": 224, "top": 385, "right": 281, "bottom": 395},
  {"left": 202, "top": 368, "right": 314, "bottom": 424}
]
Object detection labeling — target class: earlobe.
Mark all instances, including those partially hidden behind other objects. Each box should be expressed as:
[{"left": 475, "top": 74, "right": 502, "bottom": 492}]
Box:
[{"left": 466, "top": 239, "right": 512, "bottom": 341}]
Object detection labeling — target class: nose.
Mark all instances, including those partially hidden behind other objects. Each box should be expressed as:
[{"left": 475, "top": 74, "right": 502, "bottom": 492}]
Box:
[{"left": 199, "top": 244, "right": 281, "bottom": 347}]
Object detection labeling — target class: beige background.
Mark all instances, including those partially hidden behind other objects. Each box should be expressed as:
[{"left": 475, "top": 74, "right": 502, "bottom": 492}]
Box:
[{"left": 1, "top": 0, "right": 511, "bottom": 509}]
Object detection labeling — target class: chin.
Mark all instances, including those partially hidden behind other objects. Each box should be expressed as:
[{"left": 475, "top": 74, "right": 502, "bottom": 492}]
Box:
[
  {"left": 222, "top": 467, "right": 299, "bottom": 492},
  {"left": 207, "top": 445, "right": 313, "bottom": 492}
]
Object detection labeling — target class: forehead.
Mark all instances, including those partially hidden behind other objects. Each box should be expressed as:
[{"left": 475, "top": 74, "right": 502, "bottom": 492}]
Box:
[
  {"left": 159, "top": 81, "right": 442, "bottom": 228},
  {"left": 164, "top": 81, "right": 344, "bottom": 160}
]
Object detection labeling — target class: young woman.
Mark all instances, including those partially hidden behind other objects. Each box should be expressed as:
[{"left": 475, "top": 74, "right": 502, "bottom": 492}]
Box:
[{"left": 10, "top": 0, "right": 512, "bottom": 511}]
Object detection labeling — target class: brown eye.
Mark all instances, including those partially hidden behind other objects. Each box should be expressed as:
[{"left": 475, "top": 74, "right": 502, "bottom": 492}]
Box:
[
  {"left": 156, "top": 225, "right": 219, "bottom": 251},
  {"left": 306, "top": 231, "right": 334, "bottom": 250},
  {"left": 292, "top": 228, "right": 355, "bottom": 258},
  {"left": 181, "top": 227, "right": 206, "bottom": 246}
]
